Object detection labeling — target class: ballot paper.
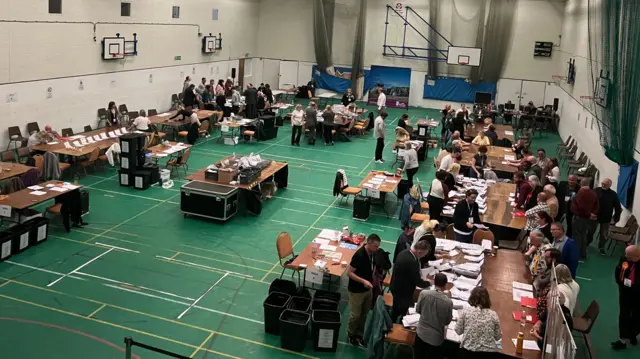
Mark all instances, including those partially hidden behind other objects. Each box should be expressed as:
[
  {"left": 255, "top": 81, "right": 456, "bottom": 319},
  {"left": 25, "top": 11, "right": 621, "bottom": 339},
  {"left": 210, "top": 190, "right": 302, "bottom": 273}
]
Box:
[
  {"left": 452, "top": 299, "right": 470, "bottom": 309},
  {"left": 29, "top": 191, "right": 47, "bottom": 196},
  {"left": 473, "top": 223, "right": 488, "bottom": 229},
  {"left": 318, "top": 229, "right": 340, "bottom": 241},
  {"left": 421, "top": 267, "right": 437, "bottom": 278},
  {"left": 452, "top": 309, "right": 459, "bottom": 321},
  {"left": 320, "top": 244, "right": 337, "bottom": 251},
  {"left": 513, "top": 282, "right": 534, "bottom": 291},
  {"left": 314, "top": 260, "right": 327, "bottom": 268},
  {"left": 313, "top": 238, "right": 330, "bottom": 245},
  {"left": 100, "top": 133, "right": 108, "bottom": 139},
  {"left": 448, "top": 249, "right": 460, "bottom": 257},
  {"left": 121, "top": 127, "right": 129, "bottom": 133},
  {"left": 408, "top": 307, "right": 416, "bottom": 315},
  {"left": 72, "top": 141, "right": 83, "bottom": 147},
  {"left": 457, "top": 274, "right": 482, "bottom": 287},
  {"left": 504, "top": 155, "right": 516, "bottom": 161},
  {"left": 451, "top": 288, "right": 471, "bottom": 301},
  {"left": 48, "top": 141, "right": 59, "bottom": 145},
  {"left": 437, "top": 262, "right": 453, "bottom": 272},
  {"left": 457, "top": 262, "right": 482, "bottom": 272},
  {"left": 154, "top": 154, "right": 168, "bottom": 158},
  {"left": 453, "top": 279, "right": 476, "bottom": 291},
  {"left": 482, "top": 240, "right": 492, "bottom": 252},
  {"left": 446, "top": 328, "right": 462, "bottom": 342},
  {"left": 49, "top": 187, "right": 69, "bottom": 193},
  {"left": 511, "top": 339, "right": 540, "bottom": 351},
  {"left": 45, "top": 184, "right": 55, "bottom": 188},
  {"left": 513, "top": 288, "right": 533, "bottom": 302},
  {"left": 324, "top": 251, "right": 343, "bottom": 261},
  {"left": 93, "top": 135, "right": 102, "bottom": 141},
  {"left": 62, "top": 183, "right": 79, "bottom": 190},
  {"left": 108, "top": 131, "right": 116, "bottom": 137},
  {"left": 505, "top": 130, "right": 514, "bottom": 136},
  {"left": 114, "top": 129, "right": 122, "bottom": 136},
  {"left": 385, "top": 179, "right": 399, "bottom": 184},
  {"left": 79, "top": 137, "right": 88, "bottom": 145},
  {"left": 464, "top": 255, "right": 484, "bottom": 263},
  {"left": 428, "top": 259, "right": 443, "bottom": 266},
  {"left": 86, "top": 137, "right": 95, "bottom": 143},
  {"left": 28, "top": 185, "right": 44, "bottom": 190},
  {"left": 462, "top": 248, "right": 484, "bottom": 256},
  {"left": 402, "top": 313, "right": 421, "bottom": 327}
]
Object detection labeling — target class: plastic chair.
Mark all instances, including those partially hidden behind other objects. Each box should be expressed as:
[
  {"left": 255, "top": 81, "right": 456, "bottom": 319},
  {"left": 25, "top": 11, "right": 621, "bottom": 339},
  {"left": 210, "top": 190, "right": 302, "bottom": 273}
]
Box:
[
  {"left": 148, "top": 109, "right": 158, "bottom": 116},
  {"left": 572, "top": 300, "right": 600, "bottom": 359},
  {"left": 97, "top": 108, "right": 109, "bottom": 128},
  {"left": 26, "top": 122, "right": 40, "bottom": 135},
  {"left": 276, "top": 232, "right": 302, "bottom": 286},
  {"left": 446, "top": 224, "right": 454, "bottom": 240},
  {"left": 84, "top": 125, "right": 93, "bottom": 132},
  {"left": 7, "top": 126, "right": 25, "bottom": 150},
  {"left": 61, "top": 128, "right": 74, "bottom": 137},
  {"left": 77, "top": 147, "right": 100, "bottom": 175}
]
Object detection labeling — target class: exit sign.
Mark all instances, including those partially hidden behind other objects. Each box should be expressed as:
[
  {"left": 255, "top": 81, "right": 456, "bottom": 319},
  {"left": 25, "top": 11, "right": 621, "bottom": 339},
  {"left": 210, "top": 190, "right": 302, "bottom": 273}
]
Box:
[{"left": 174, "top": 56, "right": 182, "bottom": 61}]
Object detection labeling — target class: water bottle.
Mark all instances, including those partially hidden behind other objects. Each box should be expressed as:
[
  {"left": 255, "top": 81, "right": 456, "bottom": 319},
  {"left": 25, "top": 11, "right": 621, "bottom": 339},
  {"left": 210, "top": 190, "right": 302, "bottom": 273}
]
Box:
[{"left": 520, "top": 309, "right": 527, "bottom": 327}]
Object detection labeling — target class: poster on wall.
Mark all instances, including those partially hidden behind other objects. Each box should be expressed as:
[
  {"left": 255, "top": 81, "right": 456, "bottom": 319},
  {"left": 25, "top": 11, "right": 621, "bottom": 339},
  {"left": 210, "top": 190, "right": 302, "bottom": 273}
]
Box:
[
  {"left": 312, "top": 66, "right": 372, "bottom": 96},
  {"left": 366, "top": 65, "right": 411, "bottom": 109},
  {"left": 391, "top": 0, "right": 407, "bottom": 17}
]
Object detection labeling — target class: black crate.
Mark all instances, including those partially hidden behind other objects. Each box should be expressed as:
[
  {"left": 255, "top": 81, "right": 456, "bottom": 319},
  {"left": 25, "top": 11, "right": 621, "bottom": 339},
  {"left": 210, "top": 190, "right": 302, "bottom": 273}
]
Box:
[
  {"left": 120, "top": 133, "right": 146, "bottom": 154},
  {"left": 204, "top": 169, "right": 219, "bottom": 181},
  {"left": 264, "top": 292, "right": 291, "bottom": 335},
  {"left": 0, "top": 230, "right": 17, "bottom": 261},
  {"left": 8, "top": 223, "right": 31, "bottom": 254},
  {"left": 287, "top": 297, "right": 311, "bottom": 313},
  {"left": 119, "top": 169, "right": 133, "bottom": 187},
  {"left": 311, "top": 310, "right": 341, "bottom": 352},
  {"left": 133, "top": 170, "right": 152, "bottom": 190},
  {"left": 238, "top": 169, "right": 261, "bottom": 185},
  {"left": 23, "top": 217, "right": 50, "bottom": 246},
  {"left": 279, "top": 310, "right": 310, "bottom": 352}
]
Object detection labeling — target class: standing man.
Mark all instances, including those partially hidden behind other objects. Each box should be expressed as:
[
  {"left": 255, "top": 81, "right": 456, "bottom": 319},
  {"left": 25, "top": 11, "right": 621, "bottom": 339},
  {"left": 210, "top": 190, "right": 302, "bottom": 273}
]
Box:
[
  {"left": 570, "top": 178, "right": 599, "bottom": 259},
  {"left": 243, "top": 84, "right": 258, "bottom": 119},
  {"left": 374, "top": 111, "right": 387, "bottom": 163},
  {"left": 595, "top": 178, "right": 622, "bottom": 255},
  {"left": 304, "top": 102, "right": 318, "bottom": 145},
  {"left": 550, "top": 222, "right": 580, "bottom": 278},
  {"left": 196, "top": 77, "right": 207, "bottom": 96},
  {"left": 557, "top": 174, "right": 580, "bottom": 237},
  {"left": 376, "top": 87, "right": 387, "bottom": 113},
  {"left": 347, "top": 234, "right": 381, "bottom": 347},
  {"left": 611, "top": 245, "right": 640, "bottom": 350},
  {"left": 414, "top": 273, "right": 453, "bottom": 359},
  {"left": 390, "top": 240, "right": 431, "bottom": 322},
  {"left": 536, "top": 148, "right": 551, "bottom": 176}
]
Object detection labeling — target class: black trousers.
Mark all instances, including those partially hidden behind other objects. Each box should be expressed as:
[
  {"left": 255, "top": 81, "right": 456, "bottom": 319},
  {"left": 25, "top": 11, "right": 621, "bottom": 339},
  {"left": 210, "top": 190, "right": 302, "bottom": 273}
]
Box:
[
  {"left": 375, "top": 137, "right": 384, "bottom": 160},
  {"left": 391, "top": 298, "right": 410, "bottom": 323},
  {"left": 427, "top": 195, "right": 444, "bottom": 222},
  {"left": 414, "top": 335, "right": 443, "bottom": 359},
  {"left": 291, "top": 125, "right": 302, "bottom": 144},
  {"left": 619, "top": 290, "right": 640, "bottom": 340},
  {"left": 323, "top": 124, "right": 333, "bottom": 144},
  {"left": 406, "top": 167, "right": 419, "bottom": 188},
  {"left": 306, "top": 125, "right": 316, "bottom": 144},
  {"left": 245, "top": 104, "right": 257, "bottom": 119}
]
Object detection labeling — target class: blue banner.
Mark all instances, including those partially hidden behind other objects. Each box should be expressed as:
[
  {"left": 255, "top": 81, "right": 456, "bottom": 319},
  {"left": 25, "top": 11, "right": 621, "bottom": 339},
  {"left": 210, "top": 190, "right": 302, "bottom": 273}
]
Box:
[
  {"left": 312, "top": 66, "right": 372, "bottom": 95},
  {"left": 422, "top": 76, "right": 497, "bottom": 103},
  {"left": 366, "top": 65, "right": 412, "bottom": 109}
]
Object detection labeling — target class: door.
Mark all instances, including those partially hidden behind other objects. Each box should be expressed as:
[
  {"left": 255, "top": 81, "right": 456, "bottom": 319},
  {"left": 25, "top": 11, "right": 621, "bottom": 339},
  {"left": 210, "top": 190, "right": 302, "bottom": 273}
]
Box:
[
  {"left": 496, "top": 79, "right": 522, "bottom": 106},
  {"left": 279, "top": 60, "right": 299, "bottom": 89},
  {"left": 297, "top": 62, "right": 314, "bottom": 89},
  {"left": 520, "top": 81, "right": 546, "bottom": 108},
  {"left": 237, "top": 58, "right": 245, "bottom": 89},
  {"left": 262, "top": 59, "right": 280, "bottom": 90}
]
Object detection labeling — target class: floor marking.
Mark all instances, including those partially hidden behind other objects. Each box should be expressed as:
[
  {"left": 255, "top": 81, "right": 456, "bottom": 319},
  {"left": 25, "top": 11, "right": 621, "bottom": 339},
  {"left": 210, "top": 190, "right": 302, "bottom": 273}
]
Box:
[
  {"left": 260, "top": 197, "right": 339, "bottom": 281},
  {"left": 173, "top": 251, "right": 273, "bottom": 273},
  {"left": 255, "top": 135, "right": 290, "bottom": 155},
  {"left": 260, "top": 153, "right": 359, "bottom": 169},
  {"left": 288, "top": 182, "right": 332, "bottom": 191},
  {"left": 157, "top": 256, "right": 254, "bottom": 278},
  {"left": 86, "top": 174, "right": 120, "bottom": 187},
  {"left": 177, "top": 273, "right": 229, "bottom": 319},
  {"left": 285, "top": 187, "right": 334, "bottom": 197},
  {"left": 575, "top": 276, "right": 592, "bottom": 281},
  {"left": 293, "top": 165, "right": 340, "bottom": 175},
  {"left": 0, "top": 280, "right": 11, "bottom": 288},
  {"left": 75, "top": 271, "right": 196, "bottom": 301},
  {"left": 0, "top": 294, "right": 242, "bottom": 359},
  {"left": 47, "top": 248, "right": 115, "bottom": 287},
  {"left": 169, "top": 252, "right": 180, "bottom": 260},
  {"left": 157, "top": 256, "right": 269, "bottom": 285},
  {"left": 179, "top": 245, "right": 275, "bottom": 266},
  {"left": 189, "top": 332, "right": 214, "bottom": 358},
  {"left": 87, "top": 304, "right": 106, "bottom": 318},
  {"left": 94, "top": 242, "right": 140, "bottom": 253},
  {"left": 6, "top": 261, "right": 88, "bottom": 282},
  {"left": 84, "top": 194, "right": 180, "bottom": 243},
  {"left": 270, "top": 219, "right": 320, "bottom": 229},
  {"left": 83, "top": 187, "right": 169, "bottom": 202},
  {"left": 259, "top": 142, "right": 373, "bottom": 158}
]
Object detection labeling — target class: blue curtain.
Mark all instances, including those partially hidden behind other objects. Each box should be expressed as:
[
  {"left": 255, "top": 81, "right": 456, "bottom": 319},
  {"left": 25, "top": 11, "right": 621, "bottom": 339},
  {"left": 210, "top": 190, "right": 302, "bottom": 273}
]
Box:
[
  {"left": 423, "top": 76, "right": 496, "bottom": 103},
  {"left": 617, "top": 160, "right": 638, "bottom": 208},
  {"left": 312, "top": 66, "right": 372, "bottom": 94}
]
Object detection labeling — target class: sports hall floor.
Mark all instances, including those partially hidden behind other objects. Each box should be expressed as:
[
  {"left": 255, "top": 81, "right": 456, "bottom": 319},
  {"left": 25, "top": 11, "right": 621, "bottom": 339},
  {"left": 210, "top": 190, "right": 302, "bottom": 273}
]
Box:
[{"left": 0, "top": 104, "right": 635, "bottom": 359}]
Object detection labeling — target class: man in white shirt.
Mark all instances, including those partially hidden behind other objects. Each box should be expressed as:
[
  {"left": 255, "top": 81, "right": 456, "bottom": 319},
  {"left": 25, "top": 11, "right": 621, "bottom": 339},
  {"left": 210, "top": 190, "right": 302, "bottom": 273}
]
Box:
[
  {"left": 189, "top": 113, "right": 201, "bottom": 126},
  {"left": 455, "top": 104, "right": 469, "bottom": 120},
  {"left": 133, "top": 110, "right": 151, "bottom": 131},
  {"left": 374, "top": 111, "right": 388, "bottom": 163},
  {"left": 196, "top": 77, "right": 207, "bottom": 95},
  {"left": 377, "top": 87, "right": 386, "bottom": 113},
  {"left": 439, "top": 152, "right": 454, "bottom": 171}
]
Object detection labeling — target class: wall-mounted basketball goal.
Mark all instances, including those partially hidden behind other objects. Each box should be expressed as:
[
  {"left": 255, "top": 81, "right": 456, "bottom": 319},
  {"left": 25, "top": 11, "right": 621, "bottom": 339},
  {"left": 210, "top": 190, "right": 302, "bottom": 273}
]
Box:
[{"left": 102, "top": 33, "right": 138, "bottom": 60}]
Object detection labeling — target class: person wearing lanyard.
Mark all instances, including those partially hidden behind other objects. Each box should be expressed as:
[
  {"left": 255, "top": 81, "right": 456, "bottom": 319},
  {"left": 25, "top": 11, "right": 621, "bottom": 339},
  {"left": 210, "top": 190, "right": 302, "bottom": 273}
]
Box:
[
  {"left": 347, "top": 234, "right": 381, "bottom": 347},
  {"left": 611, "top": 245, "right": 640, "bottom": 350},
  {"left": 390, "top": 239, "right": 432, "bottom": 322},
  {"left": 470, "top": 145, "right": 489, "bottom": 179},
  {"left": 414, "top": 273, "right": 453, "bottom": 359},
  {"left": 453, "top": 189, "right": 481, "bottom": 243}
]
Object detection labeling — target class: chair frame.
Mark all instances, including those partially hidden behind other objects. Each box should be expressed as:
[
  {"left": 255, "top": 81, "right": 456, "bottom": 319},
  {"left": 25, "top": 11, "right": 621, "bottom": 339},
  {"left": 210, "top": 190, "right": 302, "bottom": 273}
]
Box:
[{"left": 276, "top": 232, "right": 302, "bottom": 286}]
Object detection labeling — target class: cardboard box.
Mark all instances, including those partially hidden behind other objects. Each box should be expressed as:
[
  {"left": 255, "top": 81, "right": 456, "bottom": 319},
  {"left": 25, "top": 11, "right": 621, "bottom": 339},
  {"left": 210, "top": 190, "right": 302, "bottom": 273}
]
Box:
[{"left": 218, "top": 168, "right": 238, "bottom": 183}]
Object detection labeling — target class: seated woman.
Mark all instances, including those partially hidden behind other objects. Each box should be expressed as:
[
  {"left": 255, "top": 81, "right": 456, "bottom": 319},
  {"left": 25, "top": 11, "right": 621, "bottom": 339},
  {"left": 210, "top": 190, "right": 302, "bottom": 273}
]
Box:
[
  {"left": 470, "top": 145, "right": 490, "bottom": 179},
  {"left": 132, "top": 110, "right": 151, "bottom": 132},
  {"left": 524, "top": 230, "right": 551, "bottom": 272},
  {"left": 398, "top": 114, "right": 410, "bottom": 130},
  {"left": 395, "top": 126, "right": 410, "bottom": 146},
  {"left": 399, "top": 186, "right": 423, "bottom": 230},
  {"left": 472, "top": 131, "right": 491, "bottom": 146}
]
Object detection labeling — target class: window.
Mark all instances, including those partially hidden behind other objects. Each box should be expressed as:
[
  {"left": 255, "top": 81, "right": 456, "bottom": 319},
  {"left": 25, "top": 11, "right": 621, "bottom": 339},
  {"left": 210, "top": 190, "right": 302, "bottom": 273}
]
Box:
[
  {"left": 49, "top": 0, "right": 62, "bottom": 14},
  {"left": 121, "top": 2, "right": 131, "bottom": 17},
  {"left": 172, "top": 6, "right": 180, "bottom": 19}
]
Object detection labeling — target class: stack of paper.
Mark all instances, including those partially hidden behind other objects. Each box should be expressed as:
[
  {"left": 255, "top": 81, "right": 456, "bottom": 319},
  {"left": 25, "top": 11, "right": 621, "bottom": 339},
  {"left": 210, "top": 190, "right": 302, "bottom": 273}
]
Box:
[
  {"left": 462, "top": 248, "right": 484, "bottom": 256},
  {"left": 451, "top": 288, "right": 471, "bottom": 301},
  {"left": 446, "top": 327, "right": 461, "bottom": 342},
  {"left": 318, "top": 229, "right": 340, "bottom": 241},
  {"left": 481, "top": 240, "right": 492, "bottom": 252},
  {"left": 451, "top": 299, "right": 469, "bottom": 310},
  {"left": 512, "top": 281, "right": 534, "bottom": 302},
  {"left": 402, "top": 313, "right": 420, "bottom": 328},
  {"left": 464, "top": 255, "right": 484, "bottom": 263},
  {"left": 452, "top": 279, "right": 476, "bottom": 291}
]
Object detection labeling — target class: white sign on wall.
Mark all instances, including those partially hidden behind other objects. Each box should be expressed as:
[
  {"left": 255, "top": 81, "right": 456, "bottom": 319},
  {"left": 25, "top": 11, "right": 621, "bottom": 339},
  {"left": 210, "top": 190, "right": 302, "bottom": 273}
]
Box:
[
  {"left": 110, "top": 80, "right": 116, "bottom": 88},
  {"left": 46, "top": 87, "right": 53, "bottom": 99},
  {"left": 5, "top": 93, "right": 17, "bottom": 103},
  {"left": 390, "top": 0, "right": 407, "bottom": 17},
  {"left": 78, "top": 80, "right": 84, "bottom": 91},
  {"left": 149, "top": 74, "right": 153, "bottom": 84}
]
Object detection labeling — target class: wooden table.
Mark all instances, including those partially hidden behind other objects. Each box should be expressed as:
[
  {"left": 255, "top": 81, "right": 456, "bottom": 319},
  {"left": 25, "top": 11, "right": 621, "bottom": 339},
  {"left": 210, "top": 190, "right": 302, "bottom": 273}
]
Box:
[
  {"left": 0, "top": 180, "right": 83, "bottom": 222},
  {"left": 357, "top": 171, "right": 402, "bottom": 217},
  {"left": 147, "top": 142, "right": 192, "bottom": 160},
  {"left": 31, "top": 127, "right": 121, "bottom": 157},
  {"left": 148, "top": 110, "right": 216, "bottom": 126},
  {"left": 290, "top": 230, "right": 363, "bottom": 277},
  {"left": 185, "top": 156, "right": 288, "bottom": 190},
  {"left": 444, "top": 182, "right": 525, "bottom": 230},
  {"left": 461, "top": 145, "right": 518, "bottom": 174},
  {"left": 0, "top": 162, "right": 34, "bottom": 181},
  {"left": 465, "top": 124, "right": 515, "bottom": 143},
  {"left": 386, "top": 249, "right": 539, "bottom": 359}
]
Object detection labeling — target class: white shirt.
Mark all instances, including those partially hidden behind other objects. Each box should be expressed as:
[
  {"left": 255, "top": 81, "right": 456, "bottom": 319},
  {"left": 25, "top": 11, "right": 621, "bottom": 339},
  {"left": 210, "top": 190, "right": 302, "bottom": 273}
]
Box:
[
  {"left": 377, "top": 92, "right": 387, "bottom": 110},
  {"left": 547, "top": 166, "right": 560, "bottom": 183},
  {"left": 558, "top": 281, "right": 580, "bottom": 314},
  {"left": 429, "top": 178, "right": 445, "bottom": 199},
  {"left": 291, "top": 109, "right": 305, "bottom": 126},
  {"left": 133, "top": 116, "right": 150, "bottom": 130},
  {"left": 190, "top": 113, "right": 201, "bottom": 126},
  {"left": 439, "top": 154, "right": 453, "bottom": 171}
]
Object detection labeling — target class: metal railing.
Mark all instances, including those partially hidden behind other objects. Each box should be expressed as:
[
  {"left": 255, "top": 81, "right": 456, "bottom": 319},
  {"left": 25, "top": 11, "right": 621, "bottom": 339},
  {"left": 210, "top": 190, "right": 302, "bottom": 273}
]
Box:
[{"left": 124, "top": 337, "right": 190, "bottom": 359}]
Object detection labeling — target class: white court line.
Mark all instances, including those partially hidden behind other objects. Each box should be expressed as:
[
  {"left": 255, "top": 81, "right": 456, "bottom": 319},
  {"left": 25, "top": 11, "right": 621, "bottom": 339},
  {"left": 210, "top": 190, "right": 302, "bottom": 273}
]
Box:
[
  {"left": 575, "top": 276, "right": 592, "bottom": 281},
  {"left": 75, "top": 271, "right": 196, "bottom": 301},
  {"left": 94, "top": 242, "right": 140, "bottom": 253},
  {"left": 177, "top": 273, "right": 229, "bottom": 320},
  {"left": 47, "top": 248, "right": 115, "bottom": 287},
  {"left": 259, "top": 153, "right": 360, "bottom": 169},
  {"left": 5, "top": 261, "right": 87, "bottom": 282},
  {"left": 156, "top": 256, "right": 253, "bottom": 279}
]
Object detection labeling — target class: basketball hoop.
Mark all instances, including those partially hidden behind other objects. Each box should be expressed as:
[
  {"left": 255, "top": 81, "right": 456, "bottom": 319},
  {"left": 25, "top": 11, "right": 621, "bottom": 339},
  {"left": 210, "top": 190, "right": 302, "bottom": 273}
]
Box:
[
  {"left": 111, "top": 53, "right": 123, "bottom": 59},
  {"left": 459, "top": 61, "right": 468, "bottom": 66}
]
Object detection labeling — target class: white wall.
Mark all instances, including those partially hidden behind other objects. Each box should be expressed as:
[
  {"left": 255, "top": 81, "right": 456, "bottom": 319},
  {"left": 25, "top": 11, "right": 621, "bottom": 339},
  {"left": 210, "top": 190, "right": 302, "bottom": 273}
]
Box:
[
  {"left": 556, "top": 0, "right": 640, "bottom": 222},
  {"left": 0, "top": 0, "right": 259, "bottom": 148}
]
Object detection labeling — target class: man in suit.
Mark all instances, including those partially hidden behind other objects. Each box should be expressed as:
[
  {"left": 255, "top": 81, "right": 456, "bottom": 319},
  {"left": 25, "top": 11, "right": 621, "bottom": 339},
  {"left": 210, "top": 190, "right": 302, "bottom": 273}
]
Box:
[
  {"left": 390, "top": 239, "right": 431, "bottom": 322},
  {"left": 594, "top": 178, "right": 622, "bottom": 255},
  {"left": 557, "top": 175, "right": 580, "bottom": 237},
  {"left": 243, "top": 84, "right": 258, "bottom": 119}
]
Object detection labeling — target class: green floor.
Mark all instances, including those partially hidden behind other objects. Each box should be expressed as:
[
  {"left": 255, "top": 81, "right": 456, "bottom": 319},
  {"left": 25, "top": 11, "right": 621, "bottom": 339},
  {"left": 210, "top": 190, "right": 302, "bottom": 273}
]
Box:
[{"left": 0, "top": 104, "right": 635, "bottom": 359}]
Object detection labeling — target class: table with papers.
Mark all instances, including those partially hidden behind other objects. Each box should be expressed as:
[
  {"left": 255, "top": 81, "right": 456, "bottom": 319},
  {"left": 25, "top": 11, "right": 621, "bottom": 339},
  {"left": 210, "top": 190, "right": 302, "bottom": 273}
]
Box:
[
  {"left": 147, "top": 142, "right": 192, "bottom": 160},
  {"left": 357, "top": 171, "right": 402, "bottom": 217},
  {"left": 0, "top": 181, "right": 83, "bottom": 222},
  {"left": 31, "top": 127, "right": 134, "bottom": 157},
  {"left": 215, "top": 118, "right": 257, "bottom": 145}
]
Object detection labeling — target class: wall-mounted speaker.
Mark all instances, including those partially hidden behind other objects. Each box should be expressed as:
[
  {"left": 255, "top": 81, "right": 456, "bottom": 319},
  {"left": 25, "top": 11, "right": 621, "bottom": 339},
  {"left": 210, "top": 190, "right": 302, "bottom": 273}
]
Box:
[
  {"left": 553, "top": 98, "right": 559, "bottom": 111},
  {"left": 231, "top": 68, "right": 236, "bottom": 79}
]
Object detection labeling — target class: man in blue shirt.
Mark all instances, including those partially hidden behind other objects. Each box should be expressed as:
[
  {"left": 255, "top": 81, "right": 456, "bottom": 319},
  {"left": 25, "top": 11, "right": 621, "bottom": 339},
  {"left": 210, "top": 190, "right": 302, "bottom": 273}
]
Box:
[{"left": 550, "top": 222, "right": 579, "bottom": 278}]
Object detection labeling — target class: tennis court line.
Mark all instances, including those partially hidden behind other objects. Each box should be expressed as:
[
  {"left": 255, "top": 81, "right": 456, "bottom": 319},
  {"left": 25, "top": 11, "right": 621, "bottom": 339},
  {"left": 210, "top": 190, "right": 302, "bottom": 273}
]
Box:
[
  {"left": 189, "top": 332, "right": 214, "bottom": 358},
  {"left": 87, "top": 304, "right": 106, "bottom": 318},
  {"left": 0, "top": 280, "right": 11, "bottom": 288},
  {"left": 6, "top": 261, "right": 88, "bottom": 282},
  {"left": 84, "top": 193, "right": 180, "bottom": 243},
  {"left": 157, "top": 256, "right": 254, "bottom": 278},
  {"left": 177, "top": 273, "right": 229, "bottom": 320},
  {"left": 260, "top": 197, "right": 339, "bottom": 282},
  {"left": 48, "top": 248, "right": 115, "bottom": 287},
  {"left": 260, "top": 142, "right": 373, "bottom": 159},
  {"left": 0, "top": 294, "right": 242, "bottom": 359},
  {"left": 75, "top": 271, "right": 196, "bottom": 301},
  {"left": 261, "top": 153, "right": 360, "bottom": 169}
]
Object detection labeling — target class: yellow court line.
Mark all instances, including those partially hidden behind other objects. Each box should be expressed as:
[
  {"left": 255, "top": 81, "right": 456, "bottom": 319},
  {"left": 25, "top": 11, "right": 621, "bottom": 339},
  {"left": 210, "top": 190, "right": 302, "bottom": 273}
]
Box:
[
  {"left": 260, "top": 197, "right": 339, "bottom": 282},
  {"left": 175, "top": 252, "right": 272, "bottom": 273},
  {"left": 0, "top": 280, "right": 12, "bottom": 288},
  {"left": 156, "top": 259, "right": 269, "bottom": 285},
  {"left": 87, "top": 304, "right": 106, "bottom": 318},
  {"left": 179, "top": 245, "right": 275, "bottom": 266},
  {"left": 0, "top": 294, "right": 241, "bottom": 359},
  {"left": 0, "top": 278, "right": 318, "bottom": 359},
  {"left": 169, "top": 252, "right": 180, "bottom": 260},
  {"left": 189, "top": 332, "right": 214, "bottom": 358}
]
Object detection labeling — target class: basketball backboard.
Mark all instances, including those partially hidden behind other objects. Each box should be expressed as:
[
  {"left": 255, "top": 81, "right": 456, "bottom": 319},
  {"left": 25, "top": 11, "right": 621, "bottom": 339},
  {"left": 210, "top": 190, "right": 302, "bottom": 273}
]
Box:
[
  {"left": 447, "top": 46, "right": 482, "bottom": 67},
  {"left": 102, "top": 37, "right": 126, "bottom": 60}
]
